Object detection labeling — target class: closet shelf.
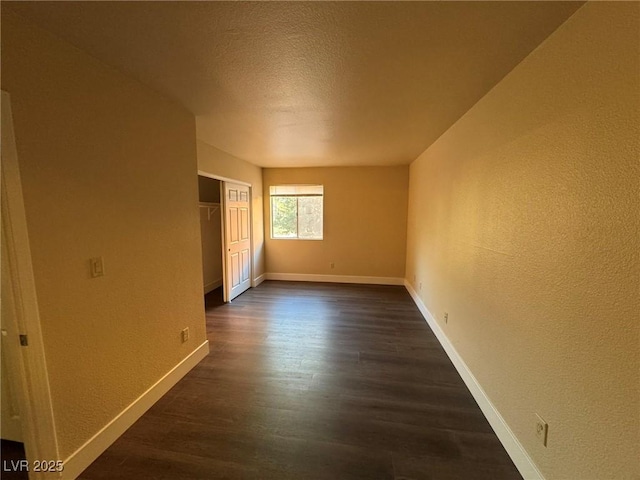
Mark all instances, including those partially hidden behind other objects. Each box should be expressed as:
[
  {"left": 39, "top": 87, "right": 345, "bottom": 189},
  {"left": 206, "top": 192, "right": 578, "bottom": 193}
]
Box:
[{"left": 199, "top": 202, "right": 220, "bottom": 220}]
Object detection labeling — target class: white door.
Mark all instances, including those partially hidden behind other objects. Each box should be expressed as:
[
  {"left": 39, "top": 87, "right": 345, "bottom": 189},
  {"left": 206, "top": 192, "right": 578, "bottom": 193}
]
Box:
[{"left": 223, "top": 182, "right": 251, "bottom": 301}]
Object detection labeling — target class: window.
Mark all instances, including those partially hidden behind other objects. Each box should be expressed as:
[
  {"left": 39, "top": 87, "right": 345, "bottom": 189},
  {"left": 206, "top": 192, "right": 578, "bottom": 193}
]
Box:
[{"left": 270, "top": 185, "right": 323, "bottom": 240}]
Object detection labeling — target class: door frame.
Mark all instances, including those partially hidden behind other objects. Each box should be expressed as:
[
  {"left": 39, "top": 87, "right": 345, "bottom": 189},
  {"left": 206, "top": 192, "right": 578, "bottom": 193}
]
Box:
[
  {"left": 1, "top": 91, "right": 60, "bottom": 477},
  {"left": 197, "top": 171, "right": 255, "bottom": 301},
  {"left": 221, "top": 181, "right": 252, "bottom": 302}
]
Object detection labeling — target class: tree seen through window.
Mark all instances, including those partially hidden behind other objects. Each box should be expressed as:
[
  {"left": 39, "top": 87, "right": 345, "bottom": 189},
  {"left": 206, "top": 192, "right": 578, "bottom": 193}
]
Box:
[{"left": 270, "top": 185, "right": 323, "bottom": 240}]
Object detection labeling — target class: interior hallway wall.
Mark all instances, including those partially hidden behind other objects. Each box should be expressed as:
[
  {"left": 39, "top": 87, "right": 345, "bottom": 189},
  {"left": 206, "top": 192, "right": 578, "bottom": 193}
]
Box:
[
  {"left": 1, "top": 11, "right": 207, "bottom": 460},
  {"left": 405, "top": 3, "right": 639, "bottom": 479}
]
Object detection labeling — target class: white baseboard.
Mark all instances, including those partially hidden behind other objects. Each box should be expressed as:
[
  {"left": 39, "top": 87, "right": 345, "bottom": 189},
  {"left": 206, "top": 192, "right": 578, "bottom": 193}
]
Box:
[
  {"left": 403, "top": 280, "right": 544, "bottom": 480},
  {"left": 62, "top": 340, "right": 210, "bottom": 480},
  {"left": 204, "top": 278, "right": 223, "bottom": 294},
  {"left": 253, "top": 273, "right": 266, "bottom": 287},
  {"left": 265, "top": 273, "right": 404, "bottom": 286}
]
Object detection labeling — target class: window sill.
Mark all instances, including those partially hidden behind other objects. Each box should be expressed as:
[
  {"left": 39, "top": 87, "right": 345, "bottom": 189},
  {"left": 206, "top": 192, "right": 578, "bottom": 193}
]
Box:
[{"left": 270, "top": 238, "right": 323, "bottom": 241}]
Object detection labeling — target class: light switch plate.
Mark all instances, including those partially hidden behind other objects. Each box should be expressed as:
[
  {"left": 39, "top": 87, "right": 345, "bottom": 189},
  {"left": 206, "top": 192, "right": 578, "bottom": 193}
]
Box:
[{"left": 90, "top": 257, "right": 104, "bottom": 278}]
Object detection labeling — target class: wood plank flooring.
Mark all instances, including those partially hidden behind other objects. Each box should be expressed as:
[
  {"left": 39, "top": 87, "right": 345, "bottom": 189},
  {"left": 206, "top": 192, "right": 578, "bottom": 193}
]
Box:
[
  {"left": 79, "top": 281, "right": 521, "bottom": 480},
  {"left": 1, "top": 440, "right": 28, "bottom": 480}
]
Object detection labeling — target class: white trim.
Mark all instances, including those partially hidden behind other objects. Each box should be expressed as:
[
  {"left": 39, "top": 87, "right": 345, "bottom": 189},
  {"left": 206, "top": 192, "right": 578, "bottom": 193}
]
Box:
[
  {"left": 248, "top": 186, "right": 256, "bottom": 292},
  {"left": 219, "top": 180, "right": 228, "bottom": 303},
  {"left": 197, "top": 170, "right": 251, "bottom": 187},
  {"left": 62, "top": 340, "right": 210, "bottom": 480},
  {"left": 265, "top": 273, "right": 404, "bottom": 286},
  {"left": 253, "top": 273, "right": 266, "bottom": 287},
  {"left": 1, "top": 91, "right": 61, "bottom": 479},
  {"left": 204, "top": 278, "right": 223, "bottom": 294},
  {"left": 403, "top": 280, "right": 544, "bottom": 480}
]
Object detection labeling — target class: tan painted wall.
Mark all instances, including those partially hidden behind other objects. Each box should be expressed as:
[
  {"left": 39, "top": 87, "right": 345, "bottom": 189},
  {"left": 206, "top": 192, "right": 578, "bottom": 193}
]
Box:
[
  {"left": 1, "top": 12, "right": 207, "bottom": 459},
  {"left": 199, "top": 207, "right": 223, "bottom": 293},
  {"left": 264, "top": 167, "right": 408, "bottom": 278},
  {"left": 197, "top": 140, "right": 265, "bottom": 279},
  {"left": 405, "top": 3, "right": 639, "bottom": 479}
]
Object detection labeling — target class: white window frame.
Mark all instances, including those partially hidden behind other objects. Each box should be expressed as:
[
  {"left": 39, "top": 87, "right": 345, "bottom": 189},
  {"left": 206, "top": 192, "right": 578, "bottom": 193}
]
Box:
[{"left": 269, "top": 185, "right": 324, "bottom": 240}]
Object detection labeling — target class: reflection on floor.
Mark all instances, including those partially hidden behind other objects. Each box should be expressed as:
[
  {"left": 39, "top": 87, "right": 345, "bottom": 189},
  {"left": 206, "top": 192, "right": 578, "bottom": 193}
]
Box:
[{"left": 79, "top": 281, "right": 521, "bottom": 479}]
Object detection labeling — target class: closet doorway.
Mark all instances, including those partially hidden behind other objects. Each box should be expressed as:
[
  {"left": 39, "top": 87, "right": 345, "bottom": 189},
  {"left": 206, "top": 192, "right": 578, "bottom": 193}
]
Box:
[
  {"left": 198, "top": 176, "right": 223, "bottom": 298},
  {"left": 198, "top": 175, "right": 253, "bottom": 303}
]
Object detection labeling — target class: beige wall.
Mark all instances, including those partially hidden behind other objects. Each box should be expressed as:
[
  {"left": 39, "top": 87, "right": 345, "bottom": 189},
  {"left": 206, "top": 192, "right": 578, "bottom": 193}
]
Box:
[
  {"left": 264, "top": 167, "right": 408, "bottom": 278},
  {"left": 199, "top": 207, "right": 223, "bottom": 292},
  {"left": 405, "top": 3, "right": 639, "bottom": 479},
  {"left": 197, "top": 140, "right": 265, "bottom": 279},
  {"left": 1, "top": 12, "right": 207, "bottom": 460}
]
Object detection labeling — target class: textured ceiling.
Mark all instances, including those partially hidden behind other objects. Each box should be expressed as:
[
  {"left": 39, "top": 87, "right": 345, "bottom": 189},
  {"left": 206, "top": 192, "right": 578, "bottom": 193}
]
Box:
[{"left": 5, "top": 1, "right": 582, "bottom": 167}]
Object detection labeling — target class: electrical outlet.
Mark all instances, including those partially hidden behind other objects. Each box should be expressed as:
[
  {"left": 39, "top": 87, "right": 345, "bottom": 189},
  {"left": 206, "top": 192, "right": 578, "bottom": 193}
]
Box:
[
  {"left": 535, "top": 414, "right": 548, "bottom": 447},
  {"left": 181, "top": 327, "right": 189, "bottom": 343},
  {"left": 330, "top": 262, "right": 335, "bottom": 269},
  {"left": 444, "top": 312, "right": 449, "bottom": 324}
]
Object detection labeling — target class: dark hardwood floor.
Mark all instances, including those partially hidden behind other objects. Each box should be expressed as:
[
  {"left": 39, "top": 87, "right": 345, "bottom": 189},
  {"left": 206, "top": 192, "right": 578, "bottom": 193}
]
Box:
[
  {"left": 80, "top": 281, "right": 521, "bottom": 479},
  {"left": 1, "top": 440, "right": 28, "bottom": 480}
]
